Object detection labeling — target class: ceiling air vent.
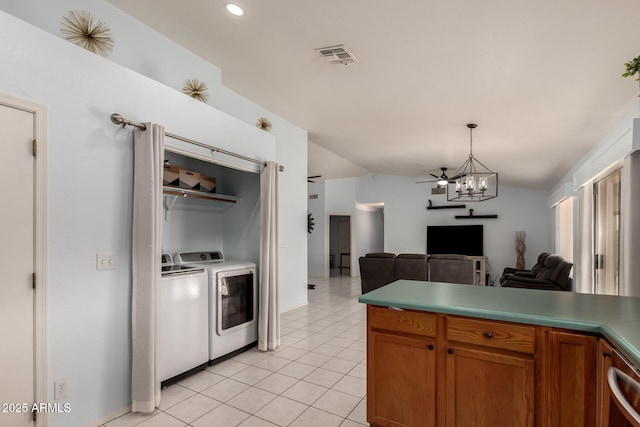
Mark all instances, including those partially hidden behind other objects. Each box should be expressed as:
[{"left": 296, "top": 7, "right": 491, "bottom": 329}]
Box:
[{"left": 315, "top": 44, "right": 359, "bottom": 66}]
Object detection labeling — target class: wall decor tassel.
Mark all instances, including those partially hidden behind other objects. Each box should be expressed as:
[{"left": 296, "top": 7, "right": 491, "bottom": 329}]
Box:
[{"left": 515, "top": 231, "right": 526, "bottom": 270}]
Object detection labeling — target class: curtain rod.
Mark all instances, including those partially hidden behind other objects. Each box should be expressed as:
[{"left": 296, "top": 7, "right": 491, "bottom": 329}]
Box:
[{"left": 110, "top": 113, "right": 267, "bottom": 167}]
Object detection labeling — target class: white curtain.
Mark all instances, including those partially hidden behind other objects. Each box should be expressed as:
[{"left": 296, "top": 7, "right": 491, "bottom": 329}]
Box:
[
  {"left": 259, "top": 161, "right": 280, "bottom": 351},
  {"left": 131, "top": 123, "right": 164, "bottom": 412},
  {"left": 576, "top": 181, "right": 594, "bottom": 294},
  {"left": 620, "top": 151, "right": 640, "bottom": 297}
]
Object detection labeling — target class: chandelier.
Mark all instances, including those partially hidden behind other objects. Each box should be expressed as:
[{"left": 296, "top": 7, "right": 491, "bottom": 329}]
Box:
[{"left": 447, "top": 123, "right": 498, "bottom": 202}]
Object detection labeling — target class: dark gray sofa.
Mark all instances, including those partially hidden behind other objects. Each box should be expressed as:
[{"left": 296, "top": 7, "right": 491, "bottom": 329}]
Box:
[{"left": 359, "top": 252, "right": 475, "bottom": 294}]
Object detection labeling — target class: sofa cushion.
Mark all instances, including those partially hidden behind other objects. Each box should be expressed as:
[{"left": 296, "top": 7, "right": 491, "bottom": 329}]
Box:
[
  {"left": 428, "top": 255, "right": 474, "bottom": 285},
  {"left": 365, "top": 252, "right": 396, "bottom": 259},
  {"left": 396, "top": 253, "right": 428, "bottom": 281},
  {"left": 429, "top": 254, "right": 470, "bottom": 260},
  {"left": 397, "top": 253, "right": 429, "bottom": 259}
]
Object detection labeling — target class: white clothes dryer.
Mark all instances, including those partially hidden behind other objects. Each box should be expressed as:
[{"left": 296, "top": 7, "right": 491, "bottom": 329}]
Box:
[{"left": 175, "top": 251, "right": 258, "bottom": 363}]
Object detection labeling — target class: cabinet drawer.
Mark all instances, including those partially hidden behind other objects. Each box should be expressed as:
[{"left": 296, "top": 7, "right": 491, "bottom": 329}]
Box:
[
  {"left": 368, "top": 305, "right": 436, "bottom": 337},
  {"left": 446, "top": 316, "right": 536, "bottom": 354}
]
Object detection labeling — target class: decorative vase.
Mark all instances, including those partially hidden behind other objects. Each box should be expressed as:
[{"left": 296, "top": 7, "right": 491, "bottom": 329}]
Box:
[{"left": 515, "top": 231, "right": 526, "bottom": 270}]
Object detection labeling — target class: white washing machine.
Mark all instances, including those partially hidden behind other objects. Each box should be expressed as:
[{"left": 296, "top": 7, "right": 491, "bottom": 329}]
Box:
[
  {"left": 159, "top": 254, "right": 209, "bottom": 383},
  {"left": 175, "top": 251, "right": 258, "bottom": 363}
]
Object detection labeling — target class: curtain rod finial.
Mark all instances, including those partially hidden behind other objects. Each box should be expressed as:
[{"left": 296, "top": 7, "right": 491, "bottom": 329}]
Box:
[{"left": 110, "top": 113, "right": 124, "bottom": 125}]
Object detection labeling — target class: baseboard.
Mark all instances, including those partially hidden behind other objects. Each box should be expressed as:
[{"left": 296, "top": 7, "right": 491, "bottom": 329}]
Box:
[{"left": 83, "top": 404, "right": 131, "bottom": 427}]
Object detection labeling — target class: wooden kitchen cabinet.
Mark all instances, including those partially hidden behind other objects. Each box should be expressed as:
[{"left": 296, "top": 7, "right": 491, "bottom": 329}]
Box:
[
  {"left": 597, "top": 338, "right": 640, "bottom": 427},
  {"left": 547, "top": 331, "right": 597, "bottom": 427},
  {"left": 367, "top": 306, "right": 437, "bottom": 427},
  {"left": 445, "top": 344, "right": 535, "bottom": 426},
  {"left": 445, "top": 316, "right": 537, "bottom": 427},
  {"left": 367, "top": 305, "right": 613, "bottom": 427}
]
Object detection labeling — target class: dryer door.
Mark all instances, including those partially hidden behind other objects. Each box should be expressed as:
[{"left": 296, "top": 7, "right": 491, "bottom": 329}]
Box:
[{"left": 216, "top": 268, "right": 256, "bottom": 335}]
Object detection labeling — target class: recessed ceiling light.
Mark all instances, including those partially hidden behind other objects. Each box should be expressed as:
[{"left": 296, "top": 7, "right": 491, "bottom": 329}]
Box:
[{"left": 226, "top": 3, "right": 244, "bottom": 16}]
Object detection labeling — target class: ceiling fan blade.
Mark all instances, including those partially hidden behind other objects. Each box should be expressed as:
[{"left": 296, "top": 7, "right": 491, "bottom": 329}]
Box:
[
  {"left": 308, "top": 175, "right": 321, "bottom": 179},
  {"left": 429, "top": 173, "right": 439, "bottom": 179},
  {"left": 416, "top": 179, "right": 436, "bottom": 184}
]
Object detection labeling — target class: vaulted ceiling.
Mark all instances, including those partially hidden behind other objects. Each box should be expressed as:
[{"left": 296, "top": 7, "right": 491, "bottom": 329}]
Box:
[{"left": 108, "top": 0, "right": 640, "bottom": 188}]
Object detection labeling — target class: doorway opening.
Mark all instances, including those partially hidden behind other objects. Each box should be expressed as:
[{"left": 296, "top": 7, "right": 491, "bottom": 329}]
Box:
[{"left": 329, "top": 215, "right": 351, "bottom": 277}]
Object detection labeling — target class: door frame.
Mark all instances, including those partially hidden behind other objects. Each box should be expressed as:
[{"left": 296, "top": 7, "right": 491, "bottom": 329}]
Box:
[{"left": 1, "top": 92, "right": 48, "bottom": 426}]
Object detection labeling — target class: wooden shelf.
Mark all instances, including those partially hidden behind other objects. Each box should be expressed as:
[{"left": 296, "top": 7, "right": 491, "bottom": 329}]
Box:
[
  {"left": 162, "top": 186, "right": 239, "bottom": 220},
  {"left": 427, "top": 204, "right": 466, "bottom": 210},
  {"left": 455, "top": 214, "right": 498, "bottom": 219},
  {"left": 163, "top": 186, "right": 239, "bottom": 204}
]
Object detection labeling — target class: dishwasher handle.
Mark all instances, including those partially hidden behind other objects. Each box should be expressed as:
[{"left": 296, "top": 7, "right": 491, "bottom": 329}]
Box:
[{"left": 608, "top": 367, "right": 640, "bottom": 427}]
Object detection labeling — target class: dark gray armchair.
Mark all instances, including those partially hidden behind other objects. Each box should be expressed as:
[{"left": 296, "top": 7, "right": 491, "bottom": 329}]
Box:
[
  {"left": 501, "top": 254, "right": 573, "bottom": 291},
  {"left": 359, "top": 253, "right": 397, "bottom": 293},
  {"left": 499, "top": 252, "right": 550, "bottom": 285}
]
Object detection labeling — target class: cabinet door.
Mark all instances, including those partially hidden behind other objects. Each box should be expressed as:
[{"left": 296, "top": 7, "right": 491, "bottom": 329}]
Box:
[
  {"left": 368, "top": 331, "right": 436, "bottom": 427},
  {"left": 548, "top": 331, "right": 597, "bottom": 427},
  {"left": 445, "top": 346, "right": 535, "bottom": 427},
  {"left": 598, "top": 338, "right": 640, "bottom": 427}
]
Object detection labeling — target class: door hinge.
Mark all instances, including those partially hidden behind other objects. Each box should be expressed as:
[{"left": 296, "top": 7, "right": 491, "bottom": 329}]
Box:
[
  {"left": 32, "top": 139, "right": 37, "bottom": 157},
  {"left": 32, "top": 272, "right": 36, "bottom": 289}
]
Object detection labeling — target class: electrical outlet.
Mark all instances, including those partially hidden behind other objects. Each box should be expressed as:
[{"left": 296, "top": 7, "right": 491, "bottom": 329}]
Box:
[
  {"left": 96, "top": 253, "right": 116, "bottom": 270},
  {"left": 54, "top": 378, "right": 69, "bottom": 400}
]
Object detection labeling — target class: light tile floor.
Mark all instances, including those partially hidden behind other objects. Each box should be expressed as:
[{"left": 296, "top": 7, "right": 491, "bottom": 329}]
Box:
[{"left": 103, "top": 274, "right": 368, "bottom": 427}]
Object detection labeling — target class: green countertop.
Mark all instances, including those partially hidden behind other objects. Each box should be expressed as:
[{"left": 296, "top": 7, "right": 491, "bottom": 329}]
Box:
[{"left": 359, "top": 280, "right": 640, "bottom": 367}]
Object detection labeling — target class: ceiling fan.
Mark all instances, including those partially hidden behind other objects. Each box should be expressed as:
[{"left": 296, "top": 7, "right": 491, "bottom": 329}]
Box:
[
  {"left": 416, "top": 167, "right": 459, "bottom": 186},
  {"left": 307, "top": 175, "right": 322, "bottom": 183}
]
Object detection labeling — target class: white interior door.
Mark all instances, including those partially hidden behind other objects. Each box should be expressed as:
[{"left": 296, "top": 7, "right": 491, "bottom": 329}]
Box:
[{"left": 0, "top": 103, "right": 35, "bottom": 426}]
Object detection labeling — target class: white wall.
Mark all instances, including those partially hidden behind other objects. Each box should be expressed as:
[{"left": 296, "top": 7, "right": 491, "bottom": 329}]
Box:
[
  {"left": 312, "top": 174, "right": 553, "bottom": 284},
  {"left": 307, "top": 181, "right": 326, "bottom": 277},
  {"left": 0, "top": 10, "right": 286, "bottom": 427},
  {"left": 355, "top": 205, "right": 384, "bottom": 256},
  {"left": 221, "top": 167, "right": 261, "bottom": 264}
]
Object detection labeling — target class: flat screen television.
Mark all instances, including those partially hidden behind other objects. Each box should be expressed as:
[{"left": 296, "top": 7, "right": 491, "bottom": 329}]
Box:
[{"left": 427, "top": 224, "right": 483, "bottom": 256}]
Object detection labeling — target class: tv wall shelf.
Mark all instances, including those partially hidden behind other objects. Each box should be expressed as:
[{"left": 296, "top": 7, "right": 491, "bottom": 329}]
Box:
[
  {"left": 455, "top": 214, "right": 498, "bottom": 219},
  {"left": 427, "top": 204, "right": 466, "bottom": 210}
]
